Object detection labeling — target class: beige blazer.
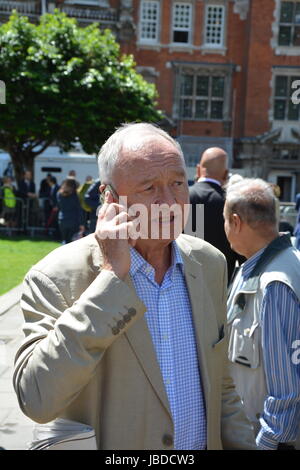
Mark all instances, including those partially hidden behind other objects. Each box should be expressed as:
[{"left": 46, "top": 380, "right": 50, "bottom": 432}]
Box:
[{"left": 13, "top": 233, "right": 256, "bottom": 450}]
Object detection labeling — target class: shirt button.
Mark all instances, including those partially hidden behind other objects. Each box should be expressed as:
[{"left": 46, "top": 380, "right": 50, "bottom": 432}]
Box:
[
  {"left": 162, "top": 434, "right": 173, "bottom": 447},
  {"left": 165, "top": 378, "right": 171, "bottom": 385},
  {"left": 163, "top": 335, "right": 168, "bottom": 341}
]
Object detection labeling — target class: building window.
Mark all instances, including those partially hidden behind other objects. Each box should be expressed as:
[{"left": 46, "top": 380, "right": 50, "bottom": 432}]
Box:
[
  {"left": 204, "top": 4, "right": 225, "bottom": 47},
  {"left": 139, "top": 1, "right": 160, "bottom": 44},
  {"left": 172, "top": 3, "right": 192, "bottom": 44},
  {"left": 278, "top": 1, "right": 300, "bottom": 46},
  {"left": 274, "top": 75, "right": 300, "bottom": 120},
  {"left": 180, "top": 74, "right": 225, "bottom": 120}
]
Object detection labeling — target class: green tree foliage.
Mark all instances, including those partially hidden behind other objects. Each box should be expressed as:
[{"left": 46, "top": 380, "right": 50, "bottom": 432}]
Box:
[{"left": 0, "top": 11, "right": 161, "bottom": 179}]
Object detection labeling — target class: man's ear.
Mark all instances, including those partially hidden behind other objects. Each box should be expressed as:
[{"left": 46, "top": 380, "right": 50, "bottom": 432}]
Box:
[
  {"left": 222, "top": 169, "right": 229, "bottom": 185},
  {"left": 198, "top": 164, "right": 206, "bottom": 178},
  {"left": 232, "top": 213, "right": 242, "bottom": 233}
]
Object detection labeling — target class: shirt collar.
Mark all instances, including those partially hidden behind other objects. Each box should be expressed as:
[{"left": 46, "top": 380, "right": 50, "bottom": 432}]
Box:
[
  {"left": 198, "top": 177, "right": 222, "bottom": 187},
  {"left": 241, "top": 245, "right": 267, "bottom": 280},
  {"left": 129, "top": 241, "right": 184, "bottom": 278}
]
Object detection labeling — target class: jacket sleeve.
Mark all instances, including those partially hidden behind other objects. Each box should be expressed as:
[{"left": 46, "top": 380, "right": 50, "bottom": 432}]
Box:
[
  {"left": 13, "top": 268, "right": 146, "bottom": 424},
  {"left": 219, "top": 260, "right": 257, "bottom": 450}
]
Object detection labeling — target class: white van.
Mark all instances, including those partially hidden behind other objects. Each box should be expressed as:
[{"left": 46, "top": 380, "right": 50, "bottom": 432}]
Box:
[{"left": 34, "top": 146, "right": 99, "bottom": 188}]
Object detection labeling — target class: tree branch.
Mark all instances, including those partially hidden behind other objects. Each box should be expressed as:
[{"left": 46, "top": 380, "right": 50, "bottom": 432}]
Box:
[{"left": 32, "top": 140, "right": 51, "bottom": 157}]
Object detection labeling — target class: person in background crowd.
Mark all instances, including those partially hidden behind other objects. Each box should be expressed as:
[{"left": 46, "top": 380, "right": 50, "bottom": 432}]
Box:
[
  {"left": 45, "top": 176, "right": 60, "bottom": 238},
  {"left": 296, "top": 193, "right": 300, "bottom": 211},
  {"left": 39, "top": 173, "right": 52, "bottom": 199},
  {"left": 189, "top": 147, "right": 244, "bottom": 283},
  {"left": 84, "top": 178, "right": 101, "bottom": 233},
  {"left": 78, "top": 176, "right": 94, "bottom": 228},
  {"left": 56, "top": 178, "right": 84, "bottom": 244},
  {"left": 225, "top": 178, "right": 300, "bottom": 450},
  {"left": 3, "top": 161, "right": 14, "bottom": 179},
  {"left": 39, "top": 173, "right": 52, "bottom": 226},
  {"left": 294, "top": 192, "right": 300, "bottom": 250},
  {"left": 67, "top": 169, "right": 80, "bottom": 189},
  {"left": 1, "top": 176, "right": 17, "bottom": 235},
  {"left": 13, "top": 123, "right": 256, "bottom": 450},
  {"left": 17, "top": 170, "right": 39, "bottom": 227},
  {"left": 48, "top": 176, "right": 60, "bottom": 209},
  {"left": 18, "top": 170, "right": 36, "bottom": 200}
]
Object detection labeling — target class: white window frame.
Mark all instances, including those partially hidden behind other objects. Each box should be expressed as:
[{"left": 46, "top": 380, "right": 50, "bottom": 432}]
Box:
[
  {"left": 179, "top": 73, "right": 226, "bottom": 121},
  {"left": 204, "top": 4, "right": 225, "bottom": 48},
  {"left": 139, "top": 0, "right": 160, "bottom": 45},
  {"left": 272, "top": 73, "right": 300, "bottom": 121},
  {"left": 271, "top": 0, "right": 300, "bottom": 55},
  {"left": 278, "top": 0, "right": 300, "bottom": 47},
  {"left": 172, "top": 62, "right": 234, "bottom": 122},
  {"left": 171, "top": 2, "right": 193, "bottom": 45}
]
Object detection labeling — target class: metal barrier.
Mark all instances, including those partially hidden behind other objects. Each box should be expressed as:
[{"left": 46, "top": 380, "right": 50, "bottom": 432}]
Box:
[{"left": 0, "top": 196, "right": 58, "bottom": 237}]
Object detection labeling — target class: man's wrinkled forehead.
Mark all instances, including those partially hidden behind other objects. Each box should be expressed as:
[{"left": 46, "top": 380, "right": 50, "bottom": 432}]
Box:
[
  {"left": 120, "top": 132, "right": 180, "bottom": 156},
  {"left": 112, "top": 132, "right": 186, "bottom": 182}
]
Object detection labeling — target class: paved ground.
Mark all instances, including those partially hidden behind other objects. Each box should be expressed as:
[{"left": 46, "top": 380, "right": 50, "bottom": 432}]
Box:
[{"left": 0, "top": 286, "right": 36, "bottom": 450}]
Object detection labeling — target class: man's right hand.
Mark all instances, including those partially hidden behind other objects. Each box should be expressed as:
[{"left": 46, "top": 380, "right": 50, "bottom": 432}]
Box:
[{"left": 94, "top": 191, "right": 137, "bottom": 280}]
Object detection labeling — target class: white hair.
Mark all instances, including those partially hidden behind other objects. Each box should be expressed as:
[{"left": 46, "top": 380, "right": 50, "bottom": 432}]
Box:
[
  {"left": 225, "top": 178, "right": 278, "bottom": 228},
  {"left": 97, "top": 123, "right": 185, "bottom": 184},
  {"left": 226, "top": 173, "right": 244, "bottom": 188}
]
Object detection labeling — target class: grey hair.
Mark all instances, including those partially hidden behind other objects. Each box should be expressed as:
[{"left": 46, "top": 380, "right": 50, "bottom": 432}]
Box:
[
  {"left": 97, "top": 123, "right": 185, "bottom": 184},
  {"left": 225, "top": 178, "right": 278, "bottom": 228}
]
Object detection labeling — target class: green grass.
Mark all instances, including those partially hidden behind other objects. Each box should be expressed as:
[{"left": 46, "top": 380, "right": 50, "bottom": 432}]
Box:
[{"left": 0, "top": 236, "right": 61, "bottom": 295}]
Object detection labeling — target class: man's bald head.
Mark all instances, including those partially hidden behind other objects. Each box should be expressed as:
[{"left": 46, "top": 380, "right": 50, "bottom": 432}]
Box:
[{"left": 197, "top": 147, "right": 228, "bottom": 184}]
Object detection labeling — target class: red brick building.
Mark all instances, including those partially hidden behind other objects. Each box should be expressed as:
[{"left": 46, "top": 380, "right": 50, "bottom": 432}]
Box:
[{"left": 1, "top": 0, "right": 300, "bottom": 199}]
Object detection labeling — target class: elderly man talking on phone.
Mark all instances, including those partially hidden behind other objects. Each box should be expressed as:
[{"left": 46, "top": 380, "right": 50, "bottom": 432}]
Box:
[{"left": 13, "top": 123, "right": 255, "bottom": 450}]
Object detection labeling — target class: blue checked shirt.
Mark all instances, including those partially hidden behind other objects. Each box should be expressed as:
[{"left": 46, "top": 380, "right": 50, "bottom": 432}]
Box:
[
  {"left": 228, "top": 247, "right": 300, "bottom": 450},
  {"left": 129, "top": 241, "right": 207, "bottom": 450}
]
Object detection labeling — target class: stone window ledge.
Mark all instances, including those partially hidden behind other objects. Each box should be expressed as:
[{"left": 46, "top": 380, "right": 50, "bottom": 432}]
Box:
[
  {"left": 274, "top": 46, "right": 300, "bottom": 56},
  {"left": 200, "top": 45, "right": 227, "bottom": 56}
]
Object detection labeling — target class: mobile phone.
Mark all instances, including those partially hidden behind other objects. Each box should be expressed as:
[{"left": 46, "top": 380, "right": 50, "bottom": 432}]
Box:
[{"left": 100, "top": 184, "right": 118, "bottom": 205}]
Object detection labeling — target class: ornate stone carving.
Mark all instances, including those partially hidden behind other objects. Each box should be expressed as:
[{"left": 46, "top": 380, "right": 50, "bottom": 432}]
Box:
[
  {"left": 118, "top": 0, "right": 135, "bottom": 41},
  {"left": 291, "top": 128, "right": 300, "bottom": 141},
  {"left": 233, "top": 0, "right": 250, "bottom": 20}
]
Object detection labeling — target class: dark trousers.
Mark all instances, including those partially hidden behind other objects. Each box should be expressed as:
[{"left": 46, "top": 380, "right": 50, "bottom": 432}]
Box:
[{"left": 58, "top": 221, "right": 79, "bottom": 244}]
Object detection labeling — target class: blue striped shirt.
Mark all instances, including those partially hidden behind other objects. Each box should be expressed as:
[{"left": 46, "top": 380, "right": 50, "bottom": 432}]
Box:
[
  {"left": 129, "top": 241, "right": 207, "bottom": 450},
  {"left": 228, "top": 247, "right": 300, "bottom": 450}
]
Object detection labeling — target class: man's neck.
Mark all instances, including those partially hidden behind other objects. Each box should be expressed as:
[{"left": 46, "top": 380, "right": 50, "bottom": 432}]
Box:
[
  {"left": 244, "top": 232, "right": 279, "bottom": 259},
  {"left": 134, "top": 240, "right": 173, "bottom": 284}
]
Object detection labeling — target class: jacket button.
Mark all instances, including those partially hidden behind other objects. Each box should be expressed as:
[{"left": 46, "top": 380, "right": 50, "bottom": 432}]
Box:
[
  {"left": 123, "top": 314, "right": 131, "bottom": 323},
  {"left": 111, "top": 327, "right": 119, "bottom": 335},
  {"left": 117, "top": 320, "right": 125, "bottom": 330},
  {"left": 162, "top": 434, "right": 173, "bottom": 447},
  {"left": 128, "top": 307, "right": 137, "bottom": 317}
]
